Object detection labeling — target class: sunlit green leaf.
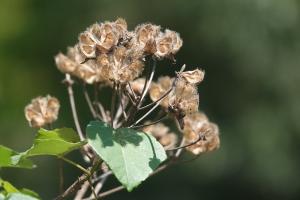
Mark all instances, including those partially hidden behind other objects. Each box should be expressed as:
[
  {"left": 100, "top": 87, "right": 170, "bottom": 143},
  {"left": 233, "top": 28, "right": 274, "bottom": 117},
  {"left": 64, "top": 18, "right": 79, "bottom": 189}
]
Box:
[
  {"left": 0, "top": 179, "right": 19, "bottom": 193},
  {"left": 25, "top": 128, "right": 85, "bottom": 157},
  {"left": 87, "top": 121, "right": 167, "bottom": 191},
  {"left": 19, "top": 189, "right": 40, "bottom": 199},
  {"left": 0, "top": 146, "right": 34, "bottom": 169},
  {"left": 5, "top": 193, "right": 38, "bottom": 200},
  {"left": 0, "top": 179, "right": 40, "bottom": 200}
]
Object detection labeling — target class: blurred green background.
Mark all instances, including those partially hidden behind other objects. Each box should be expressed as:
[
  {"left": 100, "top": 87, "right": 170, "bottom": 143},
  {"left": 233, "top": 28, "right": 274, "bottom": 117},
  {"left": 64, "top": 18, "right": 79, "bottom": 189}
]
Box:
[{"left": 1, "top": 0, "right": 300, "bottom": 199}]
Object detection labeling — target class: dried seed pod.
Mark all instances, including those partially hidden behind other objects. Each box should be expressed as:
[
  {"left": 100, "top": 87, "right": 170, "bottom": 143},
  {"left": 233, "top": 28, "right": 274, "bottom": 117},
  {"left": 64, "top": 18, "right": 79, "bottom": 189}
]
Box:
[
  {"left": 143, "top": 122, "right": 178, "bottom": 149},
  {"left": 169, "top": 78, "right": 199, "bottom": 115},
  {"left": 149, "top": 76, "right": 174, "bottom": 108},
  {"left": 183, "top": 112, "right": 220, "bottom": 155},
  {"left": 78, "top": 31, "right": 98, "bottom": 58},
  {"left": 55, "top": 53, "right": 77, "bottom": 74},
  {"left": 127, "top": 78, "right": 146, "bottom": 95},
  {"left": 134, "top": 23, "right": 161, "bottom": 54},
  {"left": 25, "top": 95, "right": 60, "bottom": 128},
  {"left": 179, "top": 69, "right": 205, "bottom": 85},
  {"left": 78, "top": 18, "right": 129, "bottom": 58},
  {"left": 97, "top": 46, "right": 144, "bottom": 84},
  {"left": 155, "top": 29, "right": 183, "bottom": 58}
]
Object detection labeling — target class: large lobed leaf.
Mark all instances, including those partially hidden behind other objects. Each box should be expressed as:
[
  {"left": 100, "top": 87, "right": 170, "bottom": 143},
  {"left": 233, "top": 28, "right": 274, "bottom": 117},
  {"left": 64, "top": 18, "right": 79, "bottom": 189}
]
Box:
[
  {"left": 87, "top": 121, "right": 167, "bottom": 191},
  {"left": 0, "top": 128, "right": 85, "bottom": 169},
  {"left": 0, "top": 179, "right": 39, "bottom": 200},
  {"left": 25, "top": 128, "right": 85, "bottom": 157},
  {"left": 0, "top": 146, "right": 34, "bottom": 169}
]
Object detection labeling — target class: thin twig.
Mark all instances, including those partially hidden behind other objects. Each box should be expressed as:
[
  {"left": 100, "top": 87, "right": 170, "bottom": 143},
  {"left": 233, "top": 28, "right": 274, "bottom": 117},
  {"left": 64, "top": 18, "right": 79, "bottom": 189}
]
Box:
[
  {"left": 129, "top": 98, "right": 162, "bottom": 128},
  {"left": 64, "top": 74, "right": 85, "bottom": 141},
  {"left": 131, "top": 114, "right": 168, "bottom": 129},
  {"left": 88, "top": 178, "right": 97, "bottom": 199},
  {"left": 83, "top": 83, "right": 98, "bottom": 119},
  {"left": 74, "top": 181, "right": 90, "bottom": 200},
  {"left": 110, "top": 83, "right": 117, "bottom": 128},
  {"left": 138, "top": 59, "right": 156, "bottom": 107},
  {"left": 166, "top": 134, "right": 202, "bottom": 151},
  {"left": 59, "top": 157, "right": 90, "bottom": 175}
]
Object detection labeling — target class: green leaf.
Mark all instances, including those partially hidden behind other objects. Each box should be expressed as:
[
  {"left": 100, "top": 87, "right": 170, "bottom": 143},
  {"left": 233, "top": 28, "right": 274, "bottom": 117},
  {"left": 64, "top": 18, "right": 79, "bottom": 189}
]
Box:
[
  {"left": 87, "top": 121, "right": 167, "bottom": 191},
  {"left": 19, "top": 189, "right": 40, "bottom": 199},
  {"left": 0, "top": 179, "right": 40, "bottom": 200},
  {"left": 0, "top": 146, "right": 34, "bottom": 169},
  {"left": 25, "top": 128, "right": 86, "bottom": 157},
  {"left": 5, "top": 193, "right": 38, "bottom": 200},
  {"left": 0, "top": 179, "right": 19, "bottom": 193}
]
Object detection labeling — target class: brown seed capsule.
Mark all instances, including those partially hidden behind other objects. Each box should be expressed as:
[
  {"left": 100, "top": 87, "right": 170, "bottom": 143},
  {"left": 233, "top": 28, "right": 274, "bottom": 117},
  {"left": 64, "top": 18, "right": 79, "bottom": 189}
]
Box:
[
  {"left": 55, "top": 53, "right": 77, "bottom": 74},
  {"left": 155, "top": 29, "right": 183, "bottom": 58},
  {"left": 149, "top": 76, "right": 174, "bottom": 108},
  {"left": 169, "top": 78, "right": 199, "bottom": 115},
  {"left": 134, "top": 23, "right": 161, "bottom": 54},
  {"left": 143, "top": 122, "right": 178, "bottom": 149},
  {"left": 25, "top": 95, "right": 60, "bottom": 128},
  {"left": 179, "top": 69, "right": 205, "bottom": 85},
  {"left": 127, "top": 78, "right": 146, "bottom": 95},
  {"left": 183, "top": 112, "right": 220, "bottom": 155},
  {"left": 97, "top": 46, "right": 144, "bottom": 84},
  {"left": 78, "top": 31, "right": 98, "bottom": 58}
]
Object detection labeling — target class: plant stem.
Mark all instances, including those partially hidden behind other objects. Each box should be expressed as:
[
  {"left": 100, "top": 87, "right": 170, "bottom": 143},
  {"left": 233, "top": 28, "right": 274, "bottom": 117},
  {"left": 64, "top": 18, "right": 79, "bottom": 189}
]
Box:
[
  {"left": 111, "top": 83, "right": 117, "bottom": 128},
  {"left": 60, "top": 157, "right": 90, "bottom": 175},
  {"left": 83, "top": 83, "right": 98, "bottom": 119},
  {"left": 64, "top": 74, "right": 85, "bottom": 141}
]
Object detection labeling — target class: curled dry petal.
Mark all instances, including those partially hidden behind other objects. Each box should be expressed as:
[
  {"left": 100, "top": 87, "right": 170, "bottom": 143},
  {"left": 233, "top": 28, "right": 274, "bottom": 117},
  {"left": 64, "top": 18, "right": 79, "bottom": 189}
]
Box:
[
  {"left": 25, "top": 95, "right": 60, "bottom": 128},
  {"left": 183, "top": 112, "right": 220, "bottom": 155},
  {"left": 179, "top": 69, "right": 205, "bottom": 85}
]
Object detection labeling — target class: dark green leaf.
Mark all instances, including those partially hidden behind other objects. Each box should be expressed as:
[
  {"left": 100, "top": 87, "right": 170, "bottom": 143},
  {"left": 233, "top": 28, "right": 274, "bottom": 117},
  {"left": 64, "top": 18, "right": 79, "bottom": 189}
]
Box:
[
  {"left": 0, "top": 146, "right": 34, "bottom": 169},
  {"left": 87, "top": 121, "right": 167, "bottom": 191}
]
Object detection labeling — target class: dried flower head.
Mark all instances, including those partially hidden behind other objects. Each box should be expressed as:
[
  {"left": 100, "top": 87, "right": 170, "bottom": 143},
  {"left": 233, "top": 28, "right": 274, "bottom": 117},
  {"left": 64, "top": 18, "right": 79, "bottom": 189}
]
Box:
[
  {"left": 143, "top": 122, "right": 178, "bottom": 149},
  {"left": 183, "top": 112, "right": 220, "bottom": 155},
  {"left": 24, "top": 95, "right": 60, "bottom": 128},
  {"left": 134, "top": 23, "right": 161, "bottom": 54},
  {"left": 127, "top": 78, "right": 146, "bottom": 95},
  {"left": 79, "top": 18, "right": 128, "bottom": 58},
  {"left": 155, "top": 29, "right": 183, "bottom": 59},
  {"left": 55, "top": 45, "right": 105, "bottom": 84},
  {"left": 169, "top": 78, "right": 199, "bottom": 115},
  {"left": 96, "top": 46, "right": 144, "bottom": 84},
  {"left": 149, "top": 76, "right": 174, "bottom": 108}
]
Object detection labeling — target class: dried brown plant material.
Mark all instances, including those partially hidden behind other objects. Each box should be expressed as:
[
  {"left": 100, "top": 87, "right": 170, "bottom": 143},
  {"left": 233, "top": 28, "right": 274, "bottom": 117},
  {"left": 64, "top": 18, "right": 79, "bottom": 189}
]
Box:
[
  {"left": 134, "top": 23, "right": 161, "bottom": 54},
  {"left": 183, "top": 112, "right": 220, "bottom": 155},
  {"left": 149, "top": 76, "right": 174, "bottom": 108},
  {"left": 79, "top": 18, "right": 129, "bottom": 57},
  {"left": 143, "top": 122, "right": 178, "bottom": 149},
  {"left": 74, "top": 59, "right": 103, "bottom": 84},
  {"left": 24, "top": 95, "right": 60, "bottom": 128},
  {"left": 97, "top": 46, "right": 144, "bottom": 84},
  {"left": 169, "top": 78, "right": 199, "bottom": 115},
  {"left": 55, "top": 46, "right": 105, "bottom": 84},
  {"left": 127, "top": 78, "right": 146, "bottom": 95},
  {"left": 179, "top": 69, "right": 205, "bottom": 85},
  {"left": 155, "top": 29, "right": 183, "bottom": 58}
]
